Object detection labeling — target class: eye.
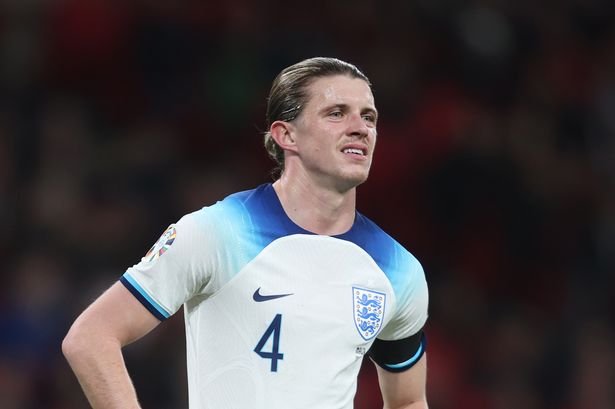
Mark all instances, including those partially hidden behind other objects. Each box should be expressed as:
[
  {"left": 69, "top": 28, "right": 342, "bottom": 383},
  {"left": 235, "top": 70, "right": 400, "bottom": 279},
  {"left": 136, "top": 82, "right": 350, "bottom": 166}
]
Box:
[
  {"left": 362, "top": 114, "right": 377, "bottom": 124},
  {"left": 329, "top": 111, "right": 343, "bottom": 118}
]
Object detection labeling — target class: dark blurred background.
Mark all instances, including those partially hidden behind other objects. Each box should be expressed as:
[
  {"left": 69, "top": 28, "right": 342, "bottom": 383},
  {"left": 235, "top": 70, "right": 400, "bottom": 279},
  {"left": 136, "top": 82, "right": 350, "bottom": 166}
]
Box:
[{"left": 1, "top": 0, "right": 614, "bottom": 408}]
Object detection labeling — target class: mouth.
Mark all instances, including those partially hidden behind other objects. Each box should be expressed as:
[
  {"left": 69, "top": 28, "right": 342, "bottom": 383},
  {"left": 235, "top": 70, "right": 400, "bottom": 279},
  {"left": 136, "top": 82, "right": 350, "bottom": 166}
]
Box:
[{"left": 341, "top": 146, "right": 367, "bottom": 157}]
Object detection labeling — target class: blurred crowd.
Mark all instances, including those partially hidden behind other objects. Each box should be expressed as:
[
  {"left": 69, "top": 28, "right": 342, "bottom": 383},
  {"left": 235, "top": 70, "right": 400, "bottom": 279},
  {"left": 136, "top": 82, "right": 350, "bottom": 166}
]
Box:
[{"left": 1, "top": 1, "right": 614, "bottom": 408}]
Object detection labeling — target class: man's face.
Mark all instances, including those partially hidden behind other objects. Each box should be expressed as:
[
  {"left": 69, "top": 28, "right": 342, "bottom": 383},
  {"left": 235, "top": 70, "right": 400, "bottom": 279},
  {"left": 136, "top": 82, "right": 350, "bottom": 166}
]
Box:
[{"left": 290, "top": 75, "right": 378, "bottom": 192}]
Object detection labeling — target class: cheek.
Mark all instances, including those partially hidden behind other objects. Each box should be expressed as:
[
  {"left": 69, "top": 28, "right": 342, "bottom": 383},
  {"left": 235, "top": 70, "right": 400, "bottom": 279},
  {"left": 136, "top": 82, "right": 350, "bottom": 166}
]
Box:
[{"left": 369, "top": 130, "right": 377, "bottom": 146}]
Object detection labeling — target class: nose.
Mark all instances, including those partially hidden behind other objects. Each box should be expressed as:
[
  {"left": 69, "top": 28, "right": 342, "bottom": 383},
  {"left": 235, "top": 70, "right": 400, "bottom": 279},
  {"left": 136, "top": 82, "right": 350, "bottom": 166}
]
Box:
[{"left": 347, "top": 113, "right": 370, "bottom": 139}]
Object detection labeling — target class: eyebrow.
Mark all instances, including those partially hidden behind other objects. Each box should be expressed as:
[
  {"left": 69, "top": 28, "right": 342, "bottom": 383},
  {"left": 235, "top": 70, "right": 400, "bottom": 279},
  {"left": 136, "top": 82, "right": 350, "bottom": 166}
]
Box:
[{"left": 319, "top": 103, "right": 379, "bottom": 119}]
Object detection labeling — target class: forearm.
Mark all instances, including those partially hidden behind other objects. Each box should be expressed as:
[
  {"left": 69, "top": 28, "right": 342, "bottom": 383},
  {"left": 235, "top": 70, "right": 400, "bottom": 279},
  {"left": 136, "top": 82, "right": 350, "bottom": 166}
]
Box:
[
  {"left": 63, "top": 333, "right": 141, "bottom": 409},
  {"left": 62, "top": 282, "right": 161, "bottom": 408}
]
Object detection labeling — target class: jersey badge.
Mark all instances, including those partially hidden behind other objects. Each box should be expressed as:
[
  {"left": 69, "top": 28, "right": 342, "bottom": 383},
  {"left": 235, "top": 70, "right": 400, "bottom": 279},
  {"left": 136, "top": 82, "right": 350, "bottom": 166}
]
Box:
[
  {"left": 143, "top": 225, "right": 176, "bottom": 262},
  {"left": 352, "top": 287, "right": 386, "bottom": 341}
]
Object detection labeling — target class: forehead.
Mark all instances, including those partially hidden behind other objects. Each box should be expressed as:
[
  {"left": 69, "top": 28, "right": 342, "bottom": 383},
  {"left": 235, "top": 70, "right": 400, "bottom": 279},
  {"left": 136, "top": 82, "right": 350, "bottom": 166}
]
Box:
[{"left": 304, "top": 75, "right": 375, "bottom": 109}]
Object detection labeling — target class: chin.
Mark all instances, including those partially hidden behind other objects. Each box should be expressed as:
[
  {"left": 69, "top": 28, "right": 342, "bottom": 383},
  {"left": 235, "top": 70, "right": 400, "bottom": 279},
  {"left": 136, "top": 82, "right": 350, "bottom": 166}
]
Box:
[
  {"left": 338, "top": 170, "right": 370, "bottom": 191},
  {"left": 353, "top": 175, "right": 369, "bottom": 187}
]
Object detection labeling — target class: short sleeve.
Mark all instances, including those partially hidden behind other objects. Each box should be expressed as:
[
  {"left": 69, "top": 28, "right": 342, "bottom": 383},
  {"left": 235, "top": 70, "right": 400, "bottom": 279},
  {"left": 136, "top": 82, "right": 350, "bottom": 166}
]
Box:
[
  {"left": 366, "top": 249, "right": 428, "bottom": 372},
  {"left": 120, "top": 212, "right": 215, "bottom": 320},
  {"left": 378, "top": 250, "right": 429, "bottom": 341}
]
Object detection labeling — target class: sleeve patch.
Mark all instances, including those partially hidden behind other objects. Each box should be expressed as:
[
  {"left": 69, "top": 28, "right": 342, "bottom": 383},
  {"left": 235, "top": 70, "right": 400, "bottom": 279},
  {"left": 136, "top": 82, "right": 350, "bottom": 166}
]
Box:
[{"left": 143, "top": 225, "right": 177, "bottom": 263}]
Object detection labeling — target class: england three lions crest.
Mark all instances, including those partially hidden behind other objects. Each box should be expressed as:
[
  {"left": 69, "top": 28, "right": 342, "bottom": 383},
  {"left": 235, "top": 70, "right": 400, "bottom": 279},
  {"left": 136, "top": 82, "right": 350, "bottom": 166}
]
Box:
[{"left": 352, "top": 287, "right": 386, "bottom": 341}]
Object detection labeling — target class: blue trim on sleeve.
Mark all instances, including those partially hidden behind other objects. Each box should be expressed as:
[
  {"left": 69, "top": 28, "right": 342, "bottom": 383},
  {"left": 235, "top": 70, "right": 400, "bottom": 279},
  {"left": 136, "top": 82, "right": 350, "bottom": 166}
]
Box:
[
  {"left": 384, "top": 334, "right": 426, "bottom": 370},
  {"left": 120, "top": 273, "right": 170, "bottom": 321}
]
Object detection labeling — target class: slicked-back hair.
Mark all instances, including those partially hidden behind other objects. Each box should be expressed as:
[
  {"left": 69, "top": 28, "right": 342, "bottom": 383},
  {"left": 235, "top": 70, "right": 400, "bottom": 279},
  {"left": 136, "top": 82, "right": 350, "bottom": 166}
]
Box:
[{"left": 264, "top": 57, "right": 371, "bottom": 176}]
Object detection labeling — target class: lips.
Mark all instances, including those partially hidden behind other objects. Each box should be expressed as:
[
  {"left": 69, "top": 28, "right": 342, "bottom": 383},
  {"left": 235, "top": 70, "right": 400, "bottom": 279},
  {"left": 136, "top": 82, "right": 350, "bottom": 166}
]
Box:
[
  {"left": 343, "top": 148, "right": 365, "bottom": 155},
  {"left": 341, "top": 144, "right": 368, "bottom": 156}
]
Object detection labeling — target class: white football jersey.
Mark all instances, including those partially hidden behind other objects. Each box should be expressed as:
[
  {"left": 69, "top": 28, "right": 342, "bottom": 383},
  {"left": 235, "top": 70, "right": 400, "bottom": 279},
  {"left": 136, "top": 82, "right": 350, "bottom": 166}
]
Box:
[{"left": 121, "top": 184, "right": 428, "bottom": 409}]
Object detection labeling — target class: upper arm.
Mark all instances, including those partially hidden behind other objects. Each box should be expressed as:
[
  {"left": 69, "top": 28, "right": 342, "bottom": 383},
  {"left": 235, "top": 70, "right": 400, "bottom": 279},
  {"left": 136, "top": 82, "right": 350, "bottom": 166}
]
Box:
[
  {"left": 65, "top": 281, "right": 160, "bottom": 347},
  {"left": 120, "top": 213, "right": 219, "bottom": 319},
  {"left": 376, "top": 353, "right": 428, "bottom": 409},
  {"left": 65, "top": 212, "right": 214, "bottom": 348},
  {"left": 373, "top": 244, "right": 429, "bottom": 408}
]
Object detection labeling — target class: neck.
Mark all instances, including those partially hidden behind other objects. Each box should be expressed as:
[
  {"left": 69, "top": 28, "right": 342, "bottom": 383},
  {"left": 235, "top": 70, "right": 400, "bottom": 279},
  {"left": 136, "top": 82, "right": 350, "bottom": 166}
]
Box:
[{"left": 273, "top": 170, "right": 357, "bottom": 236}]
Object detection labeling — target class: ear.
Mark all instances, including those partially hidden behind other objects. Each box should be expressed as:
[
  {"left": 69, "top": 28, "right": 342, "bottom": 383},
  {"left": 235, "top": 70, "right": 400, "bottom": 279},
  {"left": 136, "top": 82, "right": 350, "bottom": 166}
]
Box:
[{"left": 270, "top": 120, "right": 299, "bottom": 153}]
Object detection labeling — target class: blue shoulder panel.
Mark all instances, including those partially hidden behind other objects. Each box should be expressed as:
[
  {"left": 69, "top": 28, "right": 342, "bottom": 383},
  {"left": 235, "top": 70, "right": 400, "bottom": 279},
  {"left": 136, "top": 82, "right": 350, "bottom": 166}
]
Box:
[
  {"left": 190, "top": 183, "right": 419, "bottom": 296},
  {"left": 335, "top": 213, "right": 419, "bottom": 297},
  {"left": 189, "top": 184, "right": 309, "bottom": 278}
]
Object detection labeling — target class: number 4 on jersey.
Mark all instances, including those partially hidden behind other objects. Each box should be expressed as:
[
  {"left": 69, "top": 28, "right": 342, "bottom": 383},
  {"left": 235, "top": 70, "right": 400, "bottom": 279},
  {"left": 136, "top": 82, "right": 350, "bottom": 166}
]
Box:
[{"left": 254, "top": 314, "right": 284, "bottom": 372}]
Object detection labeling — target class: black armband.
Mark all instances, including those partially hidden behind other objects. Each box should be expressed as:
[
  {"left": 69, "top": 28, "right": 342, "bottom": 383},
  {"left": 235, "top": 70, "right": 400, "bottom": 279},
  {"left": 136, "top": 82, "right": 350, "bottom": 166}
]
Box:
[{"left": 367, "top": 330, "right": 426, "bottom": 373}]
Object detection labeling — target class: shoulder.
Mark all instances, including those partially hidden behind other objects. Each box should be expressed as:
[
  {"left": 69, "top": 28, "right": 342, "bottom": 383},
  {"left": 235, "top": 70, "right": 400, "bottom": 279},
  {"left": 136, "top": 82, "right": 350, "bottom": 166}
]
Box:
[
  {"left": 188, "top": 184, "right": 271, "bottom": 226},
  {"left": 184, "top": 183, "right": 285, "bottom": 254},
  {"left": 350, "top": 213, "right": 425, "bottom": 296},
  {"left": 351, "top": 213, "right": 422, "bottom": 276},
  {"left": 353, "top": 215, "right": 429, "bottom": 340}
]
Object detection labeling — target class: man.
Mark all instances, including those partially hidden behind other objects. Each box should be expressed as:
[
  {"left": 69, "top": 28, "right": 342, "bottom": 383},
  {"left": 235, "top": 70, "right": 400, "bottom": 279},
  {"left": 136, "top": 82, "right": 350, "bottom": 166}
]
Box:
[{"left": 63, "top": 57, "right": 429, "bottom": 408}]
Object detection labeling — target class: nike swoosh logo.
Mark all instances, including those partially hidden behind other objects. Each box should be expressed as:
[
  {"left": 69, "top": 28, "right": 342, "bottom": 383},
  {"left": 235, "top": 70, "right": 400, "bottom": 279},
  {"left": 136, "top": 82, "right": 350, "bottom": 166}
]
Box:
[{"left": 253, "top": 287, "right": 294, "bottom": 302}]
